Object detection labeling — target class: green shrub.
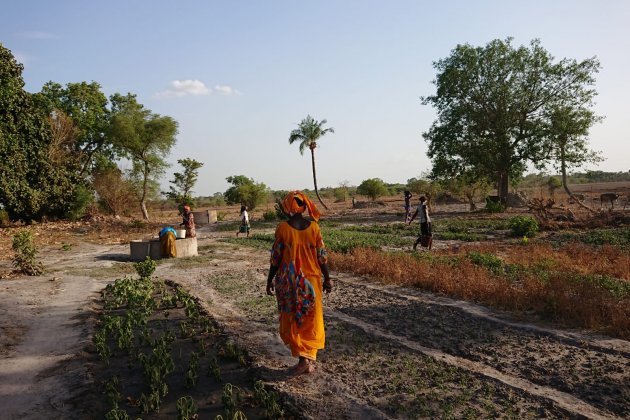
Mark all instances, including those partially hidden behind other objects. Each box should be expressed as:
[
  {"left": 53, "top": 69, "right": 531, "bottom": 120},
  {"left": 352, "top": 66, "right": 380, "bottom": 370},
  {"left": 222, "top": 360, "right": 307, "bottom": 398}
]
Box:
[
  {"left": 216, "top": 211, "right": 227, "bottom": 221},
  {"left": 484, "top": 199, "right": 505, "bottom": 213},
  {"left": 134, "top": 257, "right": 156, "bottom": 278},
  {"left": 508, "top": 216, "right": 538, "bottom": 237},
  {"left": 0, "top": 209, "right": 9, "bottom": 227},
  {"left": 468, "top": 252, "right": 503, "bottom": 274},
  {"left": 66, "top": 184, "right": 95, "bottom": 221},
  {"left": 12, "top": 230, "right": 44, "bottom": 275},
  {"left": 262, "top": 209, "right": 277, "bottom": 221}
]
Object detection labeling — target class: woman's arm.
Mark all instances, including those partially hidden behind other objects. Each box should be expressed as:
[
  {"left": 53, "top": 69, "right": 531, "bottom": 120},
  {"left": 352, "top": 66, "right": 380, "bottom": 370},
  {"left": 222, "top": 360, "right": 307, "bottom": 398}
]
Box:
[
  {"left": 266, "top": 264, "right": 278, "bottom": 295},
  {"left": 321, "top": 264, "right": 332, "bottom": 293}
]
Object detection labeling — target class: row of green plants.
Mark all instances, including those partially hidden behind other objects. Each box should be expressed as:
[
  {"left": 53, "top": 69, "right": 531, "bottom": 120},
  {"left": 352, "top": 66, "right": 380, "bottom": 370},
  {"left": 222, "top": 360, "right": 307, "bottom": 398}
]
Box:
[
  {"left": 95, "top": 257, "right": 284, "bottom": 419},
  {"left": 225, "top": 216, "right": 539, "bottom": 252}
]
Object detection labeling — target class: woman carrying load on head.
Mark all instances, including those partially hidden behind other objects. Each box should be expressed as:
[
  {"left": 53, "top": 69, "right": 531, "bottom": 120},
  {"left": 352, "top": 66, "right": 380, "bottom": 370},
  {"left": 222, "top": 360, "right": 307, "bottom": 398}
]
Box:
[
  {"left": 266, "top": 191, "right": 332, "bottom": 375},
  {"left": 181, "top": 205, "right": 196, "bottom": 238}
]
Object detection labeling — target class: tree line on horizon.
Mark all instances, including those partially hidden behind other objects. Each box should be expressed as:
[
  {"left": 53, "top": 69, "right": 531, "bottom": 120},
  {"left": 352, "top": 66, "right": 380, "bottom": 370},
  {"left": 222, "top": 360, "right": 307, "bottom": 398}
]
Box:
[{"left": 1, "top": 37, "right": 606, "bottom": 223}]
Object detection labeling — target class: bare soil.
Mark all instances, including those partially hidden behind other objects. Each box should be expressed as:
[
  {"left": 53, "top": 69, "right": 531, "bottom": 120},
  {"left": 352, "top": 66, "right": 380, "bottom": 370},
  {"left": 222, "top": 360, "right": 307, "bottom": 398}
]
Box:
[{"left": 0, "top": 195, "right": 629, "bottom": 419}]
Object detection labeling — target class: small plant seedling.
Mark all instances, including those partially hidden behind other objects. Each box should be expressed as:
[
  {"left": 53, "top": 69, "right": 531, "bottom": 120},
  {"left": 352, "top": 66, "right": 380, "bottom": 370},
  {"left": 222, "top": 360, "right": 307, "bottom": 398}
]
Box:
[{"left": 176, "top": 396, "right": 198, "bottom": 420}]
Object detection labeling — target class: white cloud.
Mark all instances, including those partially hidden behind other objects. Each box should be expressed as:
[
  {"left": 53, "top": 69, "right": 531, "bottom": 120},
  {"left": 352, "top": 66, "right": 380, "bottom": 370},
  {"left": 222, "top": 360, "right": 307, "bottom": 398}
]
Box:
[
  {"left": 213, "top": 84, "right": 240, "bottom": 96},
  {"left": 154, "top": 80, "right": 241, "bottom": 98},
  {"left": 154, "top": 79, "right": 210, "bottom": 98},
  {"left": 16, "top": 31, "right": 59, "bottom": 40}
]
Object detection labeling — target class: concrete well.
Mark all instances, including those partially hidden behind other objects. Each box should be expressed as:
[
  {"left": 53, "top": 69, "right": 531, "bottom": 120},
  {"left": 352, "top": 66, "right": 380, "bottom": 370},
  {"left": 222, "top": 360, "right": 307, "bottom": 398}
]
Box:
[
  {"left": 192, "top": 210, "right": 217, "bottom": 225},
  {"left": 130, "top": 237, "right": 198, "bottom": 261}
]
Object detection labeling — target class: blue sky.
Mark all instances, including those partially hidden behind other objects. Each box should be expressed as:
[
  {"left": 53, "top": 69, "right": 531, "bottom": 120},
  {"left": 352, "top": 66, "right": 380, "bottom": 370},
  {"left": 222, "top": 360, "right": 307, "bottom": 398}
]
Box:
[{"left": 2, "top": 0, "right": 629, "bottom": 196}]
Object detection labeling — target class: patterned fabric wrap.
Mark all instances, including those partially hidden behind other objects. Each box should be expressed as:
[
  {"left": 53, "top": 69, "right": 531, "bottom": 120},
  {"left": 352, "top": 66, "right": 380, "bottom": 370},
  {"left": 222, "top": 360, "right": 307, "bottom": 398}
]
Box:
[
  {"left": 281, "top": 191, "right": 321, "bottom": 221},
  {"left": 274, "top": 260, "right": 316, "bottom": 327}
]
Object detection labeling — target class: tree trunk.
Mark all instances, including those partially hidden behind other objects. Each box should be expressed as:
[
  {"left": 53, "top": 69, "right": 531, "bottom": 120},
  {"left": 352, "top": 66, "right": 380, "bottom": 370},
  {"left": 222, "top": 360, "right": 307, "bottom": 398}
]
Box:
[
  {"left": 560, "top": 141, "right": 598, "bottom": 215},
  {"left": 465, "top": 192, "right": 477, "bottom": 211},
  {"left": 498, "top": 170, "right": 509, "bottom": 207},
  {"left": 310, "top": 147, "right": 329, "bottom": 210},
  {"left": 140, "top": 163, "right": 150, "bottom": 220}
]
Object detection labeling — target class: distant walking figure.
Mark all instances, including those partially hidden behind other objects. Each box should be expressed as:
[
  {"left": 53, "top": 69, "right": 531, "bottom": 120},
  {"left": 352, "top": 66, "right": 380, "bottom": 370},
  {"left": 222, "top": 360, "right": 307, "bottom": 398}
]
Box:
[
  {"left": 404, "top": 190, "right": 413, "bottom": 223},
  {"left": 236, "top": 205, "right": 250, "bottom": 237},
  {"left": 409, "top": 196, "right": 433, "bottom": 250}
]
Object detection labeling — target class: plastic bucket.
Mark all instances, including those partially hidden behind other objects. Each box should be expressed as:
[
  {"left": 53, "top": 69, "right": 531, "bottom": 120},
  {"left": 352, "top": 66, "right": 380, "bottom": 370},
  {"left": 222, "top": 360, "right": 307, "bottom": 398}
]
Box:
[{"left": 176, "top": 229, "right": 186, "bottom": 239}]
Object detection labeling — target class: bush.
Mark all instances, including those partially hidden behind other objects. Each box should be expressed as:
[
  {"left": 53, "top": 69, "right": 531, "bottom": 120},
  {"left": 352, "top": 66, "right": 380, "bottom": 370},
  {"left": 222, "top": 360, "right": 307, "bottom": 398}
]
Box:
[
  {"left": 262, "top": 209, "right": 277, "bottom": 221},
  {"left": 468, "top": 251, "right": 503, "bottom": 274},
  {"left": 216, "top": 211, "right": 227, "bottom": 221},
  {"left": 509, "top": 215, "right": 538, "bottom": 237},
  {"left": 484, "top": 198, "right": 505, "bottom": 213},
  {"left": 0, "top": 209, "right": 9, "bottom": 227},
  {"left": 134, "top": 257, "right": 156, "bottom": 278},
  {"left": 12, "top": 230, "right": 44, "bottom": 275}
]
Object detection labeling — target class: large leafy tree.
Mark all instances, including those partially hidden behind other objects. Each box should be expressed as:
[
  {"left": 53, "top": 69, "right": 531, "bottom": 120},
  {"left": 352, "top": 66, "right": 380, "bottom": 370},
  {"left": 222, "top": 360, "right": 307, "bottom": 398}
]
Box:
[
  {"left": 35, "top": 81, "right": 111, "bottom": 175},
  {"left": 288, "top": 115, "right": 334, "bottom": 210},
  {"left": 547, "top": 106, "right": 602, "bottom": 199},
  {"left": 224, "top": 175, "right": 268, "bottom": 210},
  {"left": 422, "top": 38, "right": 600, "bottom": 205},
  {"left": 108, "top": 93, "right": 178, "bottom": 220},
  {"left": 357, "top": 178, "right": 388, "bottom": 201},
  {"left": 0, "top": 44, "right": 86, "bottom": 222},
  {"left": 165, "top": 158, "right": 204, "bottom": 205}
]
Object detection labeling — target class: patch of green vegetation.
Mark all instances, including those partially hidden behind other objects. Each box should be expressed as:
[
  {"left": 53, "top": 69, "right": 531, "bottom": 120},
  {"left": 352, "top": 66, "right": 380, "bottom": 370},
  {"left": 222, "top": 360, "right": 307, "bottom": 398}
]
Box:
[
  {"left": 340, "top": 222, "right": 410, "bottom": 235},
  {"left": 508, "top": 216, "right": 539, "bottom": 237},
  {"left": 434, "top": 218, "right": 510, "bottom": 233},
  {"left": 323, "top": 229, "right": 411, "bottom": 253},
  {"left": 468, "top": 252, "right": 504, "bottom": 274},
  {"left": 436, "top": 231, "right": 485, "bottom": 242},
  {"left": 214, "top": 222, "right": 241, "bottom": 232},
  {"left": 569, "top": 274, "right": 630, "bottom": 298},
  {"left": 556, "top": 228, "right": 630, "bottom": 250},
  {"left": 220, "top": 234, "right": 274, "bottom": 251}
]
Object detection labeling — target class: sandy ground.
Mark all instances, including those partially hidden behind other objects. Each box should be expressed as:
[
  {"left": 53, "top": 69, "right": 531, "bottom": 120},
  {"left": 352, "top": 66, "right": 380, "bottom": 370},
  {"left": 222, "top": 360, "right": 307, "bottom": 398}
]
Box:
[{"left": 0, "top": 223, "right": 628, "bottom": 419}]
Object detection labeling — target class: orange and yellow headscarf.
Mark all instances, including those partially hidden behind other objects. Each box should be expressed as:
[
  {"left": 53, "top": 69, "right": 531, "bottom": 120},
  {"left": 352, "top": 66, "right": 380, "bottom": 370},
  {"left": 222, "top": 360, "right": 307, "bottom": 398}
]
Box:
[{"left": 281, "top": 191, "right": 321, "bottom": 222}]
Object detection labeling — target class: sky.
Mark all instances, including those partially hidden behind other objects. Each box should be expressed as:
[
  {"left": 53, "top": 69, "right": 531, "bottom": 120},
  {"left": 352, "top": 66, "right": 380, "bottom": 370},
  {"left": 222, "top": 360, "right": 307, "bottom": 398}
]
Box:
[{"left": 2, "top": 0, "right": 629, "bottom": 196}]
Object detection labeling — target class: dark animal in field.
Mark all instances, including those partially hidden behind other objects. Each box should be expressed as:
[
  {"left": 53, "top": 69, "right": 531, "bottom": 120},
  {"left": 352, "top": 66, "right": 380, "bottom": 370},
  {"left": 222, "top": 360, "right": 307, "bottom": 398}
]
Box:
[{"left": 600, "top": 193, "right": 621, "bottom": 209}]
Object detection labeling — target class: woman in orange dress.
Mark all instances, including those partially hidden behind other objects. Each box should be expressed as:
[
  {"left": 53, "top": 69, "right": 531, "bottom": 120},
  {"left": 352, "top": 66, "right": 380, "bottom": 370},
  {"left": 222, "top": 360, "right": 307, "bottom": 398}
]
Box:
[{"left": 266, "top": 191, "right": 332, "bottom": 375}]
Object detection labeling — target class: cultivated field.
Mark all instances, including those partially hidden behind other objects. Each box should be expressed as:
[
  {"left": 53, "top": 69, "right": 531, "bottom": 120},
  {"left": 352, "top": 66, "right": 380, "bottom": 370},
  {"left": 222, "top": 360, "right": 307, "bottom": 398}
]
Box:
[{"left": 0, "top": 186, "right": 629, "bottom": 419}]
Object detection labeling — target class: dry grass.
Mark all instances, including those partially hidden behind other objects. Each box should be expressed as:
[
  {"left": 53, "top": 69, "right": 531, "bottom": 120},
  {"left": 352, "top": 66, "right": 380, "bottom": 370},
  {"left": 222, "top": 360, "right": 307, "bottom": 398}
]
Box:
[{"left": 329, "top": 246, "right": 630, "bottom": 340}]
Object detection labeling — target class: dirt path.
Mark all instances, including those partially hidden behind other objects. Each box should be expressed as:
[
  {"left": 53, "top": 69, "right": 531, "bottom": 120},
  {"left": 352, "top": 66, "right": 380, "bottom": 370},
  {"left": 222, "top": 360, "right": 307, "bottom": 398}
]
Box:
[
  {"left": 0, "top": 243, "right": 126, "bottom": 419},
  {"left": 0, "top": 233, "right": 628, "bottom": 419}
]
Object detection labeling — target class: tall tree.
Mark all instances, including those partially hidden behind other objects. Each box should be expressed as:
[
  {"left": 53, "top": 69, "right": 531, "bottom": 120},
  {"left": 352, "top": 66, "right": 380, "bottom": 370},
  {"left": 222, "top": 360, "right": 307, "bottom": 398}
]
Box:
[
  {"left": 422, "top": 38, "right": 600, "bottom": 205},
  {"left": 0, "top": 44, "right": 86, "bottom": 222},
  {"left": 288, "top": 115, "right": 334, "bottom": 210},
  {"left": 108, "top": 93, "right": 178, "bottom": 220},
  {"left": 35, "top": 81, "right": 111, "bottom": 175},
  {"left": 165, "top": 158, "right": 204, "bottom": 205},
  {"left": 224, "top": 175, "right": 268, "bottom": 210},
  {"left": 547, "top": 106, "right": 602, "bottom": 199},
  {"left": 357, "top": 178, "right": 388, "bottom": 201}
]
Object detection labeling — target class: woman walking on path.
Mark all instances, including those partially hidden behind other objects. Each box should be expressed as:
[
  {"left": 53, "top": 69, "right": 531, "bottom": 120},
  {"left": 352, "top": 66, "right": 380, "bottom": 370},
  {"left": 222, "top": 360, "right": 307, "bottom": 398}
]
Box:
[
  {"left": 266, "top": 191, "right": 332, "bottom": 375},
  {"left": 181, "top": 205, "right": 196, "bottom": 238},
  {"left": 236, "top": 205, "right": 250, "bottom": 238},
  {"left": 404, "top": 190, "right": 413, "bottom": 223},
  {"left": 409, "top": 196, "right": 433, "bottom": 250}
]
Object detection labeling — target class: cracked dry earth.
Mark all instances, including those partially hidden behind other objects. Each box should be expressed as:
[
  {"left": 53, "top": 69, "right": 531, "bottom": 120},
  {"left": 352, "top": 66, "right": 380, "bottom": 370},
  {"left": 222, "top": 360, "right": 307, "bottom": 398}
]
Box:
[{"left": 0, "top": 229, "right": 628, "bottom": 419}]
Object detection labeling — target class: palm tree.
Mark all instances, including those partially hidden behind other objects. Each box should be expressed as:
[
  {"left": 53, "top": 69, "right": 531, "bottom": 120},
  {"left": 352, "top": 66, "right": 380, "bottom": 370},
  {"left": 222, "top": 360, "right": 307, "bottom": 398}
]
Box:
[{"left": 289, "top": 115, "right": 334, "bottom": 210}]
